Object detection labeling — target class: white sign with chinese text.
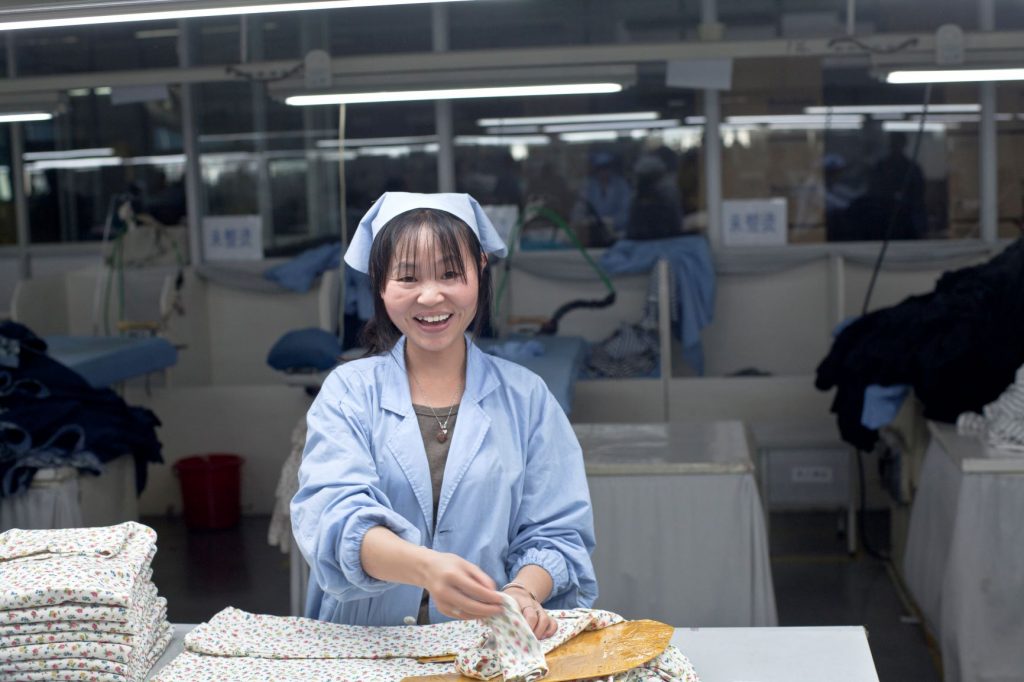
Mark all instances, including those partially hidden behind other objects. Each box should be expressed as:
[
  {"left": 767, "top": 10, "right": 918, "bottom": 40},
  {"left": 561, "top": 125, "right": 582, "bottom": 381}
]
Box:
[
  {"left": 203, "top": 215, "right": 263, "bottom": 261},
  {"left": 722, "top": 199, "right": 788, "bottom": 247}
]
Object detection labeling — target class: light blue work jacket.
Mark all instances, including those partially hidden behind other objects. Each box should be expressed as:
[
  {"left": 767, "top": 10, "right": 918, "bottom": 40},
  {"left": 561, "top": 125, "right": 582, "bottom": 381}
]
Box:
[{"left": 291, "top": 335, "right": 597, "bottom": 626}]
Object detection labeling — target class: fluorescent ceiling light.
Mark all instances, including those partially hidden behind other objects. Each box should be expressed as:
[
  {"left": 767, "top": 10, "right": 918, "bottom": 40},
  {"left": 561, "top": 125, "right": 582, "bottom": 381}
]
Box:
[
  {"left": 316, "top": 135, "right": 438, "bottom": 148},
  {"left": 24, "top": 147, "right": 114, "bottom": 161},
  {"left": 0, "top": 1, "right": 477, "bottom": 31},
  {"left": 287, "top": 83, "right": 622, "bottom": 106},
  {"left": 542, "top": 119, "right": 681, "bottom": 133},
  {"left": 685, "top": 116, "right": 706, "bottom": 124},
  {"left": 882, "top": 121, "right": 947, "bottom": 133},
  {"left": 94, "top": 87, "right": 112, "bottom": 96},
  {"left": 886, "top": 68, "right": 1024, "bottom": 84},
  {"left": 483, "top": 125, "right": 541, "bottom": 135},
  {"left": 805, "top": 104, "right": 980, "bottom": 115},
  {"left": 726, "top": 114, "right": 863, "bottom": 125},
  {"left": 0, "top": 113, "right": 52, "bottom": 123},
  {"left": 26, "top": 157, "right": 122, "bottom": 171},
  {"left": 454, "top": 135, "right": 549, "bottom": 146},
  {"left": 476, "top": 112, "right": 659, "bottom": 127},
  {"left": 766, "top": 122, "right": 862, "bottom": 131},
  {"left": 559, "top": 131, "right": 619, "bottom": 143}
]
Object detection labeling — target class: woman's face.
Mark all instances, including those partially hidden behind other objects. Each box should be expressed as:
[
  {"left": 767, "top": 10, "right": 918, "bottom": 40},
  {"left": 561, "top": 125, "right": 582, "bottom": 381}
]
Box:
[{"left": 382, "top": 227, "right": 480, "bottom": 357}]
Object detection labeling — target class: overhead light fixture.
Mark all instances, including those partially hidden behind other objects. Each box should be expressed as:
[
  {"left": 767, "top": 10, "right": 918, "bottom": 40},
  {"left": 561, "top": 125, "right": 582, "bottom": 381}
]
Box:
[
  {"left": 882, "top": 121, "right": 947, "bottom": 133},
  {"left": 24, "top": 148, "right": 114, "bottom": 161},
  {"left": 0, "top": 1, "right": 478, "bottom": 31},
  {"left": 766, "top": 122, "right": 862, "bottom": 131},
  {"left": 805, "top": 104, "right": 980, "bottom": 115},
  {"left": 886, "top": 68, "right": 1024, "bottom": 84},
  {"left": 476, "top": 112, "right": 659, "bottom": 127},
  {"left": 482, "top": 125, "right": 541, "bottom": 135},
  {"left": 726, "top": 114, "right": 864, "bottom": 125},
  {"left": 542, "top": 119, "right": 681, "bottom": 133},
  {"left": 286, "top": 83, "right": 623, "bottom": 106},
  {"left": 559, "top": 131, "right": 619, "bottom": 143},
  {"left": 0, "top": 113, "right": 52, "bottom": 123},
  {"left": 25, "top": 157, "right": 122, "bottom": 171},
  {"left": 454, "top": 135, "right": 549, "bottom": 146},
  {"left": 315, "top": 135, "right": 439, "bottom": 148}
]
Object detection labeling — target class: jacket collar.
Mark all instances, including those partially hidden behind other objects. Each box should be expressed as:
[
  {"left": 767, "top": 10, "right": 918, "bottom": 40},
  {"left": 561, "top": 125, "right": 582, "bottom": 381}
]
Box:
[{"left": 380, "top": 335, "right": 499, "bottom": 415}]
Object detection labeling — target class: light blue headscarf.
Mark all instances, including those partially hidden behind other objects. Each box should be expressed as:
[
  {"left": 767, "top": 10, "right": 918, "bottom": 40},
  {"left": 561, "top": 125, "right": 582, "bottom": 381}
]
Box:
[{"left": 343, "top": 192, "right": 508, "bottom": 273}]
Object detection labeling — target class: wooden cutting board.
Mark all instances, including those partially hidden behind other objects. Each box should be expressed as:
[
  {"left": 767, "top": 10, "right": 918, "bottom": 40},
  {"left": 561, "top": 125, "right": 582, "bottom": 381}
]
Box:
[{"left": 402, "top": 619, "right": 674, "bottom": 682}]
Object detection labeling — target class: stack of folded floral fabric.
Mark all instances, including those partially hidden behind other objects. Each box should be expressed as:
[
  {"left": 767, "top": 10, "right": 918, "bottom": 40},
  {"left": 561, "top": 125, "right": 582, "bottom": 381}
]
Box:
[
  {"left": 152, "top": 598, "right": 699, "bottom": 682},
  {"left": 0, "top": 521, "right": 173, "bottom": 682}
]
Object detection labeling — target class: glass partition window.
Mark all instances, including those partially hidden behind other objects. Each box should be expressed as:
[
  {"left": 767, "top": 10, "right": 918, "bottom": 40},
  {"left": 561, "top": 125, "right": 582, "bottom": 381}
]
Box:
[
  {"left": 22, "top": 89, "right": 185, "bottom": 243},
  {"left": 719, "top": 58, "right": 983, "bottom": 243},
  {"left": 451, "top": 75, "right": 701, "bottom": 251},
  {"left": 997, "top": 83, "right": 1024, "bottom": 240}
]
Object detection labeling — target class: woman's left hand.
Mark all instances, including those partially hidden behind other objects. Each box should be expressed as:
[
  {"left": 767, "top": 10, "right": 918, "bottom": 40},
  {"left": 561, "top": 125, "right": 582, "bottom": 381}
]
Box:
[{"left": 505, "top": 587, "right": 557, "bottom": 640}]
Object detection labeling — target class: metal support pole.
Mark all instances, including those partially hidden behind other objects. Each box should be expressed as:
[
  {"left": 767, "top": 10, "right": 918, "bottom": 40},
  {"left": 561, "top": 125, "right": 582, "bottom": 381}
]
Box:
[
  {"left": 432, "top": 4, "right": 455, "bottom": 192},
  {"left": 6, "top": 34, "right": 30, "bottom": 279},
  {"left": 979, "top": 0, "right": 998, "bottom": 243},
  {"left": 178, "top": 21, "right": 204, "bottom": 265},
  {"left": 701, "top": 0, "right": 723, "bottom": 249}
]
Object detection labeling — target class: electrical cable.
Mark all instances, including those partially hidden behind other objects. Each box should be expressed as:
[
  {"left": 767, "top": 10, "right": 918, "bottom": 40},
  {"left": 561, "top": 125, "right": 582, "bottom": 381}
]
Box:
[
  {"left": 494, "top": 206, "right": 616, "bottom": 333},
  {"left": 853, "top": 82, "right": 933, "bottom": 561}
]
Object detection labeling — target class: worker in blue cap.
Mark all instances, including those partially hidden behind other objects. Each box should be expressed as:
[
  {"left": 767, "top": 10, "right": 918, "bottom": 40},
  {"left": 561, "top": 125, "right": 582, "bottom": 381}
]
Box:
[{"left": 291, "top": 192, "right": 597, "bottom": 638}]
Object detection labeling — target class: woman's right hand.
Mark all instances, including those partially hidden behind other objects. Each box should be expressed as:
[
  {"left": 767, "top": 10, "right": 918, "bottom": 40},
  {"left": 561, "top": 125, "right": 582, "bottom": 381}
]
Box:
[{"left": 422, "top": 551, "right": 504, "bottom": 620}]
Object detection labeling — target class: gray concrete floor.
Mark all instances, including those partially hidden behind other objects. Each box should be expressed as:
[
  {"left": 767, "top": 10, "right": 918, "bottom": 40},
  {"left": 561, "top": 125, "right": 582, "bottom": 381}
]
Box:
[{"left": 144, "top": 510, "right": 942, "bottom": 682}]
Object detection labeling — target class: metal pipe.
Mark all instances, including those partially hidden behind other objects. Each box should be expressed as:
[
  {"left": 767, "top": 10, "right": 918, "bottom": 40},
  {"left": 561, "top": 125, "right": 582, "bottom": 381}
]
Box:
[
  {"left": 6, "top": 34, "right": 30, "bottom": 279},
  {"left": 701, "top": 0, "right": 723, "bottom": 250},
  {"left": 178, "top": 21, "right": 204, "bottom": 265},
  {"left": 1, "top": 31, "right": 1001, "bottom": 96},
  {"left": 979, "top": 0, "right": 997, "bottom": 243},
  {"left": 432, "top": 3, "right": 455, "bottom": 192}
]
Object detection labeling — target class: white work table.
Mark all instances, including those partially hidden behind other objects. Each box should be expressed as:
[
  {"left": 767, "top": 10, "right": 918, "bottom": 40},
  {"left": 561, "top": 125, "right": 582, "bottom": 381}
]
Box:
[
  {"left": 902, "top": 422, "right": 1024, "bottom": 682},
  {"left": 575, "top": 421, "right": 777, "bottom": 628},
  {"left": 149, "top": 624, "right": 879, "bottom": 682}
]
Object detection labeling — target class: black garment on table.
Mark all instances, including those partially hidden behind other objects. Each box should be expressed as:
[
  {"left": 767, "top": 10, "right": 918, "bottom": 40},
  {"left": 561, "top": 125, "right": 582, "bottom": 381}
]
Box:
[
  {"left": 0, "top": 320, "right": 163, "bottom": 498},
  {"left": 815, "top": 239, "right": 1024, "bottom": 451}
]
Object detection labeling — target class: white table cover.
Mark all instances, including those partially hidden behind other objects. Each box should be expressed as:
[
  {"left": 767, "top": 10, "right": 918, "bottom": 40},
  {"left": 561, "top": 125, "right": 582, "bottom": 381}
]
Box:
[
  {"left": 575, "top": 421, "right": 777, "bottom": 627},
  {"left": 902, "top": 423, "right": 1024, "bottom": 682}
]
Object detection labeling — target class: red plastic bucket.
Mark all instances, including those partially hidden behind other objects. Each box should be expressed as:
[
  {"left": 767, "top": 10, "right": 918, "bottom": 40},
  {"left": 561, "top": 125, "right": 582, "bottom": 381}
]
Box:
[{"left": 173, "top": 454, "right": 244, "bottom": 529}]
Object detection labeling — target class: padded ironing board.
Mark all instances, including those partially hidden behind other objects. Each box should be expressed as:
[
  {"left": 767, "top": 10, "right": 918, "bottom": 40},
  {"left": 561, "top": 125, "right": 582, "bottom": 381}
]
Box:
[
  {"left": 476, "top": 335, "right": 587, "bottom": 415},
  {"left": 45, "top": 335, "right": 178, "bottom": 388}
]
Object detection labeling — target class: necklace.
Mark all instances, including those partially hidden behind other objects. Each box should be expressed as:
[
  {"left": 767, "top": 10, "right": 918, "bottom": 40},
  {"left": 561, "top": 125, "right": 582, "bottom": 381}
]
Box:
[{"left": 408, "top": 369, "right": 462, "bottom": 443}]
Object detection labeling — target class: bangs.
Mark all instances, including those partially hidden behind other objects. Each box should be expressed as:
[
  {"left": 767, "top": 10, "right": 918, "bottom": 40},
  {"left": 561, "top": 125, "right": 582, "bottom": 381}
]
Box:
[{"left": 374, "top": 209, "right": 477, "bottom": 286}]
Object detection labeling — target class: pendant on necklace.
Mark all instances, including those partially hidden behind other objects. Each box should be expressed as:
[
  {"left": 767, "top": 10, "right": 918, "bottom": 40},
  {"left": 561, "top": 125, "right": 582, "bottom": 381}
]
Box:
[{"left": 436, "top": 430, "right": 448, "bottom": 443}]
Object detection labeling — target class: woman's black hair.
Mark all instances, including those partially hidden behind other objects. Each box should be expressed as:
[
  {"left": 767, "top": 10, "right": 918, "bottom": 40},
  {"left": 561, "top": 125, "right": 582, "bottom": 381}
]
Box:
[{"left": 360, "top": 208, "right": 493, "bottom": 355}]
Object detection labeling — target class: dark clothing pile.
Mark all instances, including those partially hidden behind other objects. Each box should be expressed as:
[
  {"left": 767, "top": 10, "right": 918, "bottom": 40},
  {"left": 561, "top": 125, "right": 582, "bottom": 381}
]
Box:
[
  {"left": 0, "top": 321, "right": 162, "bottom": 497},
  {"left": 815, "top": 239, "right": 1024, "bottom": 451}
]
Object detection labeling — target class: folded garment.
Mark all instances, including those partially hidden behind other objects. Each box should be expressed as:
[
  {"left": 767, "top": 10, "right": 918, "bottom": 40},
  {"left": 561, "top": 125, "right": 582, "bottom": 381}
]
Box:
[
  {"left": 0, "top": 575, "right": 158, "bottom": 626},
  {"left": 5, "top": 621, "right": 172, "bottom": 682},
  {"left": 1, "top": 597, "right": 166, "bottom": 653},
  {"left": 0, "top": 522, "right": 157, "bottom": 611},
  {"left": 957, "top": 364, "right": 1024, "bottom": 455}
]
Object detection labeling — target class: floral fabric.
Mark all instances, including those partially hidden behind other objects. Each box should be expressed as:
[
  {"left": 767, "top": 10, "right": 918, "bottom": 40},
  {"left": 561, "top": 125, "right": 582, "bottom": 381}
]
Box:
[
  {"left": 0, "top": 522, "right": 157, "bottom": 612},
  {"left": 3, "top": 622, "right": 172, "bottom": 682},
  {"left": 0, "top": 523, "right": 173, "bottom": 682},
  {"left": 0, "top": 577, "right": 158, "bottom": 626},
  {"left": 154, "top": 606, "right": 700, "bottom": 682},
  {"left": 458, "top": 592, "right": 546, "bottom": 682}
]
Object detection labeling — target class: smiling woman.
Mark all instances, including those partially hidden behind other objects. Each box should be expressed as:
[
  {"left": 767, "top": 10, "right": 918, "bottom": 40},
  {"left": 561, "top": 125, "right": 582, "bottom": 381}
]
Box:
[{"left": 291, "top": 191, "right": 597, "bottom": 637}]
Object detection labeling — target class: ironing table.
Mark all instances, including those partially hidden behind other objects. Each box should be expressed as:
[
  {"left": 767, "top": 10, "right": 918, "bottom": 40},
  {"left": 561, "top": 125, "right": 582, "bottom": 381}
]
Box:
[
  {"left": 44, "top": 335, "right": 178, "bottom": 388},
  {"left": 150, "top": 624, "right": 880, "bottom": 681}
]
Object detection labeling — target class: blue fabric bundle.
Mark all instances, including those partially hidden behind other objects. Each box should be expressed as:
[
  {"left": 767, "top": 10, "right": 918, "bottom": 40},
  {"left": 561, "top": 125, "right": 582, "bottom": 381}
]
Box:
[{"left": 598, "top": 235, "right": 715, "bottom": 375}]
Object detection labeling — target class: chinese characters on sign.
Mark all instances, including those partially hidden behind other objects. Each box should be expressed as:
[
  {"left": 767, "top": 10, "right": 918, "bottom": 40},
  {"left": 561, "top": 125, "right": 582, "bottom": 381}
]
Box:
[
  {"left": 203, "top": 215, "right": 263, "bottom": 260},
  {"left": 722, "top": 199, "right": 788, "bottom": 247}
]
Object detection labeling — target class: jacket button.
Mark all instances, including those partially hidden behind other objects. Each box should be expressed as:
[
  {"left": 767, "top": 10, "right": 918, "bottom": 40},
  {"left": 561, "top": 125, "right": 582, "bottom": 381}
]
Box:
[{"left": 403, "top": 616, "right": 416, "bottom": 625}]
